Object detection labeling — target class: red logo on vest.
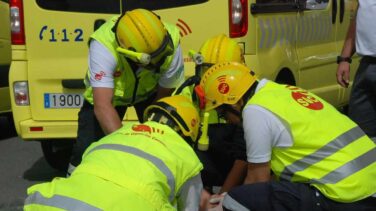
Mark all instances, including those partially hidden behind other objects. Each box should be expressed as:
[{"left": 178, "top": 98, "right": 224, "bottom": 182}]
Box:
[
  {"left": 94, "top": 71, "right": 105, "bottom": 81},
  {"left": 287, "top": 86, "right": 323, "bottom": 110},
  {"left": 132, "top": 124, "right": 152, "bottom": 134},
  {"left": 132, "top": 124, "right": 164, "bottom": 135}
]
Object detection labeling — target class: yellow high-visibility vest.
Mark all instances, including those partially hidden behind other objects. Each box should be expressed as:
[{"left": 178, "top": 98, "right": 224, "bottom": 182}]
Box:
[
  {"left": 25, "top": 121, "right": 203, "bottom": 210},
  {"left": 247, "top": 81, "right": 376, "bottom": 202},
  {"left": 84, "top": 16, "right": 181, "bottom": 106}
]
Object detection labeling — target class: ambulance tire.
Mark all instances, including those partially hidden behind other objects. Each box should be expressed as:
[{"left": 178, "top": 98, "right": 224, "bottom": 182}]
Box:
[
  {"left": 40, "top": 140, "right": 73, "bottom": 172},
  {"left": 0, "top": 112, "right": 16, "bottom": 138}
]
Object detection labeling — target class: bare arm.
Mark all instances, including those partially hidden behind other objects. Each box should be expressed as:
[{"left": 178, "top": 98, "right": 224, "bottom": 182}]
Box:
[
  {"left": 93, "top": 87, "right": 122, "bottom": 134},
  {"left": 336, "top": 7, "right": 357, "bottom": 88},
  {"left": 220, "top": 159, "right": 248, "bottom": 193},
  {"left": 244, "top": 162, "right": 271, "bottom": 184}
]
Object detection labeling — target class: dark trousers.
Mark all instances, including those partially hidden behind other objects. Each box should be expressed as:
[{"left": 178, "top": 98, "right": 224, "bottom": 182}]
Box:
[
  {"left": 223, "top": 181, "right": 376, "bottom": 211},
  {"left": 195, "top": 124, "right": 246, "bottom": 189},
  {"left": 70, "top": 95, "right": 155, "bottom": 166},
  {"left": 349, "top": 56, "right": 376, "bottom": 137}
]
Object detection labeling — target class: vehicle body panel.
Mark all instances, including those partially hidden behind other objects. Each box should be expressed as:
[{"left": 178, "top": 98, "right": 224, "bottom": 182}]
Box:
[{"left": 10, "top": 0, "right": 358, "bottom": 140}]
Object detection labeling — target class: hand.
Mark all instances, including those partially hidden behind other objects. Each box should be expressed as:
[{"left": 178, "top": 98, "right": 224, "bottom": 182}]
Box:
[
  {"left": 207, "top": 192, "right": 227, "bottom": 211},
  {"left": 336, "top": 62, "right": 351, "bottom": 88}
]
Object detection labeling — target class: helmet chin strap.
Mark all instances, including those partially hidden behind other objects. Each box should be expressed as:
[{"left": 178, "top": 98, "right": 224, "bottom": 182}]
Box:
[{"left": 221, "top": 104, "right": 242, "bottom": 120}]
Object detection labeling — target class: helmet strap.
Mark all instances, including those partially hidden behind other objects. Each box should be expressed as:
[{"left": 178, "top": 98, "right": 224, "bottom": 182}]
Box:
[
  {"left": 222, "top": 104, "right": 242, "bottom": 119},
  {"left": 242, "top": 80, "right": 259, "bottom": 106},
  {"left": 147, "top": 111, "right": 194, "bottom": 146},
  {"left": 175, "top": 75, "right": 201, "bottom": 95}
]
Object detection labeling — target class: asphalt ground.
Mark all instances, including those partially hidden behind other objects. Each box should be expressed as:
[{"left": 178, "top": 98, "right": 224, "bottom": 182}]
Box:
[{"left": 0, "top": 116, "right": 65, "bottom": 210}]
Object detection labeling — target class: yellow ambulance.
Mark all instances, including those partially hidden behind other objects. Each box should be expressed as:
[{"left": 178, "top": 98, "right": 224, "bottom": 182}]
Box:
[
  {"left": 9, "top": 0, "right": 358, "bottom": 169},
  {"left": 0, "top": 0, "right": 12, "bottom": 121}
]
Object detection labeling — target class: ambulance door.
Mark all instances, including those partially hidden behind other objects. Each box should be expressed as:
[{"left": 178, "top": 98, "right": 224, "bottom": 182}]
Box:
[
  {"left": 24, "top": 0, "right": 121, "bottom": 122},
  {"left": 296, "top": 0, "right": 340, "bottom": 105},
  {"left": 0, "top": 0, "right": 11, "bottom": 114},
  {"left": 248, "top": 0, "right": 300, "bottom": 81}
]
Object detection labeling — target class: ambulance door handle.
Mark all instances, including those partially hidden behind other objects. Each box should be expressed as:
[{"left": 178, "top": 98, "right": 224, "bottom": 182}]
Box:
[
  {"left": 339, "top": 0, "right": 345, "bottom": 23},
  {"left": 62, "top": 79, "right": 85, "bottom": 89},
  {"left": 94, "top": 19, "right": 106, "bottom": 31},
  {"left": 332, "top": 0, "right": 338, "bottom": 24}
]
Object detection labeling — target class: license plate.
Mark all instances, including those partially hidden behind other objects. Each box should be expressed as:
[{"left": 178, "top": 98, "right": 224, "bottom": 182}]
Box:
[{"left": 44, "top": 93, "right": 83, "bottom": 109}]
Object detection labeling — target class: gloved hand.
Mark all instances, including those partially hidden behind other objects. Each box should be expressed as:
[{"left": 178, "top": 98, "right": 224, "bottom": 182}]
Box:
[{"left": 207, "top": 192, "right": 227, "bottom": 211}]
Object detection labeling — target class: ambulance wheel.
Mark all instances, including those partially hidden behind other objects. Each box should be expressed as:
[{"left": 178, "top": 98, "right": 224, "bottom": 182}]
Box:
[{"left": 41, "top": 140, "right": 73, "bottom": 172}]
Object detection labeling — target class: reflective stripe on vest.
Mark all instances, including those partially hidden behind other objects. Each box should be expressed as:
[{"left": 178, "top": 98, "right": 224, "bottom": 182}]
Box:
[
  {"left": 312, "top": 147, "right": 375, "bottom": 184},
  {"left": 280, "top": 126, "right": 374, "bottom": 184},
  {"left": 25, "top": 191, "right": 101, "bottom": 211},
  {"left": 86, "top": 143, "right": 176, "bottom": 202}
]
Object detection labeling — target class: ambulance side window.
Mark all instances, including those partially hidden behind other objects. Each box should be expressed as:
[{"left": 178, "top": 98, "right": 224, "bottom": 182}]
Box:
[{"left": 36, "top": 0, "right": 121, "bottom": 14}]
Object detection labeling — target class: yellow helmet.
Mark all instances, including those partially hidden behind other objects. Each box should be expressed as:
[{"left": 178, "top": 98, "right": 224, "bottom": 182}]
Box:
[
  {"left": 200, "top": 34, "right": 244, "bottom": 64},
  {"left": 144, "top": 95, "right": 200, "bottom": 144},
  {"left": 115, "top": 9, "right": 174, "bottom": 68},
  {"left": 115, "top": 9, "right": 166, "bottom": 53},
  {"left": 199, "top": 62, "right": 257, "bottom": 111}
]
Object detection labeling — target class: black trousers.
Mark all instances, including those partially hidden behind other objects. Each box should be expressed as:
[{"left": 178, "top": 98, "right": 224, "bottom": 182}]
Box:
[
  {"left": 223, "top": 181, "right": 376, "bottom": 211},
  {"left": 348, "top": 56, "right": 376, "bottom": 137},
  {"left": 195, "top": 124, "right": 246, "bottom": 189},
  {"left": 70, "top": 95, "right": 155, "bottom": 166}
]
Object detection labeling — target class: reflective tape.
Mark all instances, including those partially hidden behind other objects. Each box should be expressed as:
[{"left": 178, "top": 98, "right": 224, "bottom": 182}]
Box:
[
  {"left": 87, "top": 144, "right": 176, "bottom": 202},
  {"left": 312, "top": 147, "right": 375, "bottom": 184},
  {"left": 25, "top": 191, "right": 102, "bottom": 211},
  {"left": 280, "top": 126, "right": 367, "bottom": 182}
]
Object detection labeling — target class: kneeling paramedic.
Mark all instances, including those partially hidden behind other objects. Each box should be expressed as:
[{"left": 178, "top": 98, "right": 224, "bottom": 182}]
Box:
[
  {"left": 174, "top": 34, "right": 247, "bottom": 197},
  {"left": 69, "top": 8, "right": 184, "bottom": 174},
  {"left": 198, "top": 62, "right": 376, "bottom": 210},
  {"left": 24, "top": 95, "right": 203, "bottom": 211}
]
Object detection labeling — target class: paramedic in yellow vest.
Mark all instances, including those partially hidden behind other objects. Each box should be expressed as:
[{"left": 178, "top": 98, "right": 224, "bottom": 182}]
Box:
[
  {"left": 24, "top": 95, "right": 203, "bottom": 210},
  {"left": 69, "top": 8, "right": 184, "bottom": 174},
  {"left": 174, "top": 34, "right": 247, "bottom": 196},
  {"left": 198, "top": 62, "right": 376, "bottom": 210}
]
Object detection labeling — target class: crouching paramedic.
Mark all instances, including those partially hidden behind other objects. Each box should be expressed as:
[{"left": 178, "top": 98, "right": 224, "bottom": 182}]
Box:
[
  {"left": 198, "top": 62, "right": 376, "bottom": 210},
  {"left": 24, "top": 95, "right": 203, "bottom": 211},
  {"left": 69, "top": 8, "right": 184, "bottom": 174},
  {"left": 175, "top": 34, "right": 248, "bottom": 194}
]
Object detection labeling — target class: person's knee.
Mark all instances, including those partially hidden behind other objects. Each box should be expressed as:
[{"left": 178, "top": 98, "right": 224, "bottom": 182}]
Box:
[{"left": 222, "top": 183, "right": 272, "bottom": 211}]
